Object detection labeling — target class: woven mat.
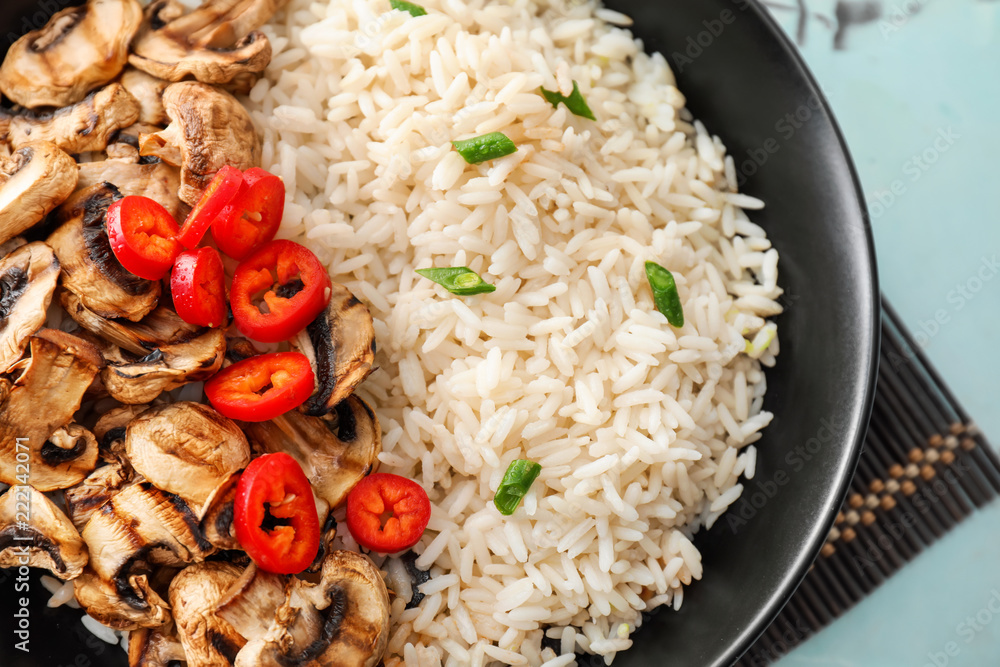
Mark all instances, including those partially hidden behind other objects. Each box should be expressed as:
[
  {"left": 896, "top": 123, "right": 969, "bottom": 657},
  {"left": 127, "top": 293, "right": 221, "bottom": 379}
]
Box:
[{"left": 736, "top": 300, "right": 1000, "bottom": 666}]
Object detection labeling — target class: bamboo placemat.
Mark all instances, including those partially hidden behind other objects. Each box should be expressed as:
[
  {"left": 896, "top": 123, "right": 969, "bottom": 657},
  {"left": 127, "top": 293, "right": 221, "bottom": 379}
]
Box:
[{"left": 736, "top": 300, "right": 1000, "bottom": 665}]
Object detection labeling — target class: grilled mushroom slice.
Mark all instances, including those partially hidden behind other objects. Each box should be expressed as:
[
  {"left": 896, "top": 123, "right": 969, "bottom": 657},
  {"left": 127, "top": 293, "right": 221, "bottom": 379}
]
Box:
[
  {"left": 74, "top": 568, "right": 171, "bottom": 630},
  {"left": 119, "top": 68, "right": 171, "bottom": 127},
  {"left": 4, "top": 83, "right": 141, "bottom": 154},
  {"left": 198, "top": 471, "right": 241, "bottom": 551},
  {"left": 48, "top": 183, "right": 161, "bottom": 321},
  {"left": 126, "top": 402, "right": 251, "bottom": 509},
  {"left": 293, "top": 283, "right": 376, "bottom": 416},
  {"left": 0, "top": 0, "right": 142, "bottom": 109},
  {"left": 243, "top": 396, "right": 380, "bottom": 509},
  {"left": 0, "top": 143, "right": 78, "bottom": 246},
  {"left": 76, "top": 151, "right": 184, "bottom": 221},
  {"left": 129, "top": 623, "right": 188, "bottom": 667},
  {"left": 102, "top": 328, "right": 226, "bottom": 404},
  {"left": 139, "top": 82, "right": 260, "bottom": 206},
  {"left": 170, "top": 561, "right": 247, "bottom": 667},
  {"left": 0, "top": 330, "right": 103, "bottom": 491},
  {"left": 77, "top": 482, "right": 215, "bottom": 629},
  {"left": 129, "top": 0, "right": 278, "bottom": 84},
  {"left": 215, "top": 563, "right": 287, "bottom": 640},
  {"left": 65, "top": 452, "right": 136, "bottom": 531},
  {"left": 61, "top": 291, "right": 202, "bottom": 356},
  {"left": 232, "top": 551, "right": 390, "bottom": 667},
  {"left": 0, "top": 242, "right": 60, "bottom": 373},
  {"left": 0, "top": 485, "right": 88, "bottom": 580}
]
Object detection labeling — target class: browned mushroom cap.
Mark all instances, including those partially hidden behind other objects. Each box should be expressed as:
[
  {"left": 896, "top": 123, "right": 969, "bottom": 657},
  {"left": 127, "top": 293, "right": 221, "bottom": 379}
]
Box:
[
  {"left": 243, "top": 395, "right": 381, "bottom": 509},
  {"left": 139, "top": 82, "right": 260, "bottom": 206},
  {"left": 232, "top": 551, "right": 390, "bottom": 667},
  {"left": 0, "top": 242, "right": 60, "bottom": 372},
  {"left": 74, "top": 569, "right": 171, "bottom": 630},
  {"left": 4, "top": 83, "right": 141, "bottom": 154},
  {"left": 0, "top": 484, "right": 88, "bottom": 580},
  {"left": 0, "top": 143, "right": 78, "bottom": 246},
  {"left": 65, "top": 451, "right": 136, "bottom": 531},
  {"left": 169, "top": 560, "right": 247, "bottom": 667},
  {"left": 293, "top": 282, "right": 376, "bottom": 416},
  {"left": 197, "top": 471, "right": 241, "bottom": 551},
  {"left": 214, "top": 562, "right": 287, "bottom": 640},
  {"left": 126, "top": 402, "right": 251, "bottom": 509},
  {"left": 61, "top": 291, "right": 203, "bottom": 356},
  {"left": 77, "top": 481, "right": 216, "bottom": 629},
  {"left": 129, "top": 0, "right": 280, "bottom": 85},
  {"left": 48, "top": 183, "right": 161, "bottom": 321},
  {"left": 76, "top": 146, "right": 184, "bottom": 222},
  {"left": 0, "top": 0, "right": 142, "bottom": 109},
  {"left": 0, "top": 330, "right": 103, "bottom": 491},
  {"left": 119, "top": 68, "right": 171, "bottom": 127},
  {"left": 101, "top": 328, "right": 226, "bottom": 405},
  {"left": 129, "top": 623, "right": 188, "bottom": 667}
]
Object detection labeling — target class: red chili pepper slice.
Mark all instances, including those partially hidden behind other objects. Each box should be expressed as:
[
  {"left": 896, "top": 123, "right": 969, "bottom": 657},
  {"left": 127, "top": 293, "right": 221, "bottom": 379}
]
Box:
[
  {"left": 346, "top": 473, "right": 431, "bottom": 553},
  {"left": 176, "top": 165, "right": 243, "bottom": 250},
  {"left": 233, "top": 452, "right": 320, "bottom": 574},
  {"left": 210, "top": 167, "right": 285, "bottom": 260},
  {"left": 230, "top": 240, "right": 332, "bottom": 343},
  {"left": 170, "top": 247, "right": 227, "bottom": 328},
  {"left": 205, "top": 351, "right": 315, "bottom": 422},
  {"left": 106, "top": 195, "right": 182, "bottom": 280}
]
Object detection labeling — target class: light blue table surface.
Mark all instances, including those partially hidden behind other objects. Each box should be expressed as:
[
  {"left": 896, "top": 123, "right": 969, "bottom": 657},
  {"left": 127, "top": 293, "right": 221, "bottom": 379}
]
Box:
[{"left": 757, "top": 1, "right": 1000, "bottom": 665}]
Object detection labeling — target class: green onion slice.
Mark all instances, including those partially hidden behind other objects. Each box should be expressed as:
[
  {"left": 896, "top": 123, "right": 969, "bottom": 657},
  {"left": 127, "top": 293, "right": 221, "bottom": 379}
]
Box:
[
  {"left": 390, "top": 0, "right": 427, "bottom": 16},
  {"left": 539, "top": 81, "right": 596, "bottom": 121},
  {"left": 644, "top": 261, "right": 684, "bottom": 327},
  {"left": 494, "top": 460, "right": 542, "bottom": 515},
  {"left": 451, "top": 132, "right": 517, "bottom": 164},
  {"left": 415, "top": 266, "right": 496, "bottom": 295}
]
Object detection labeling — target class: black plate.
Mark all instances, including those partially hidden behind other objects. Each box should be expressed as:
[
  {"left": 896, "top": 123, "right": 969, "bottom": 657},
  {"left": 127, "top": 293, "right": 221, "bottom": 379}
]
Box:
[{"left": 0, "top": 0, "right": 878, "bottom": 665}]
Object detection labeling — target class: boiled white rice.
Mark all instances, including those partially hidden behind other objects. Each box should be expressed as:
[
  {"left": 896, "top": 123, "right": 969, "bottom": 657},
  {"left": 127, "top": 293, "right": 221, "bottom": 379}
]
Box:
[{"left": 245, "top": 0, "right": 784, "bottom": 664}]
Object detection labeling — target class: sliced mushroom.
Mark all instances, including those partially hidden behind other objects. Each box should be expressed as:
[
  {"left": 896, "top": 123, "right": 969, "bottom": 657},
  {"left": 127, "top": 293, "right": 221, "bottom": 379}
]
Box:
[
  {"left": 198, "top": 471, "right": 241, "bottom": 551},
  {"left": 0, "top": 330, "right": 103, "bottom": 490},
  {"left": 64, "top": 453, "right": 136, "bottom": 531},
  {"left": 61, "top": 291, "right": 202, "bottom": 356},
  {"left": 0, "top": 484, "right": 88, "bottom": 579},
  {"left": 94, "top": 403, "right": 150, "bottom": 445},
  {"left": 139, "top": 82, "right": 260, "bottom": 206},
  {"left": 4, "top": 83, "right": 141, "bottom": 154},
  {"left": 102, "top": 328, "right": 226, "bottom": 404},
  {"left": 215, "top": 563, "right": 287, "bottom": 640},
  {"left": 169, "top": 561, "right": 247, "bottom": 667},
  {"left": 129, "top": 623, "right": 188, "bottom": 667},
  {"left": 119, "top": 68, "right": 171, "bottom": 127},
  {"left": 78, "top": 481, "right": 216, "bottom": 629},
  {"left": 233, "top": 550, "right": 390, "bottom": 667},
  {"left": 0, "top": 0, "right": 142, "bottom": 109},
  {"left": 129, "top": 0, "right": 277, "bottom": 85},
  {"left": 0, "top": 241, "right": 60, "bottom": 372},
  {"left": 76, "top": 151, "right": 184, "bottom": 221},
  {"left": 126, "top": 402, "right": 251, "bottom": 509},
  {"left": 0, "top": 143, "right": 78, "bottom": 246},
  {"left": 244, "top": 395, "right": 381, "bottom": 509},
  {"left": 292, "top": 282, "right": 376, "bottom": 416},
  {"left": 74, "top": 569, "right": 171, "bottom": 630},
  {"left": 48, "top": 182, "right": 161, "bottom": 321}
]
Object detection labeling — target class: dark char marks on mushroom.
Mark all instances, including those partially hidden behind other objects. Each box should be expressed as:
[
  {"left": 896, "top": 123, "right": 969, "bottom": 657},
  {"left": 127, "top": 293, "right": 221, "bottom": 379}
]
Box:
[
  {"left": 80, "top": 181, "right": 153, "bottom": 295},
  {"left": 402, "top": 551, "right": 431, "bottom": 610}
]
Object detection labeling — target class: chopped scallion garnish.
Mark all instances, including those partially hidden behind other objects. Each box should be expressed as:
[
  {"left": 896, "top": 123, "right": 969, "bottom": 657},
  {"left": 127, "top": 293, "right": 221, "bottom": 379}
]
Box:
[
  {"left": 415, "top": 266, "right": 496, "bottom": 295},
  {"left": 493, "top": 460, "right": 542, "bottom": 515},
  {"left": 390, "top": 0, "right": 427, "bottom": 16},
  {"left": 539, "top": 81, "right": 596, "bottom": 121},
  {"left": 451, "top": 132, "right": 517, "bottom": 164},
  {"left": 644, "top": 261, "right": 684, "bottom": 327}
]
